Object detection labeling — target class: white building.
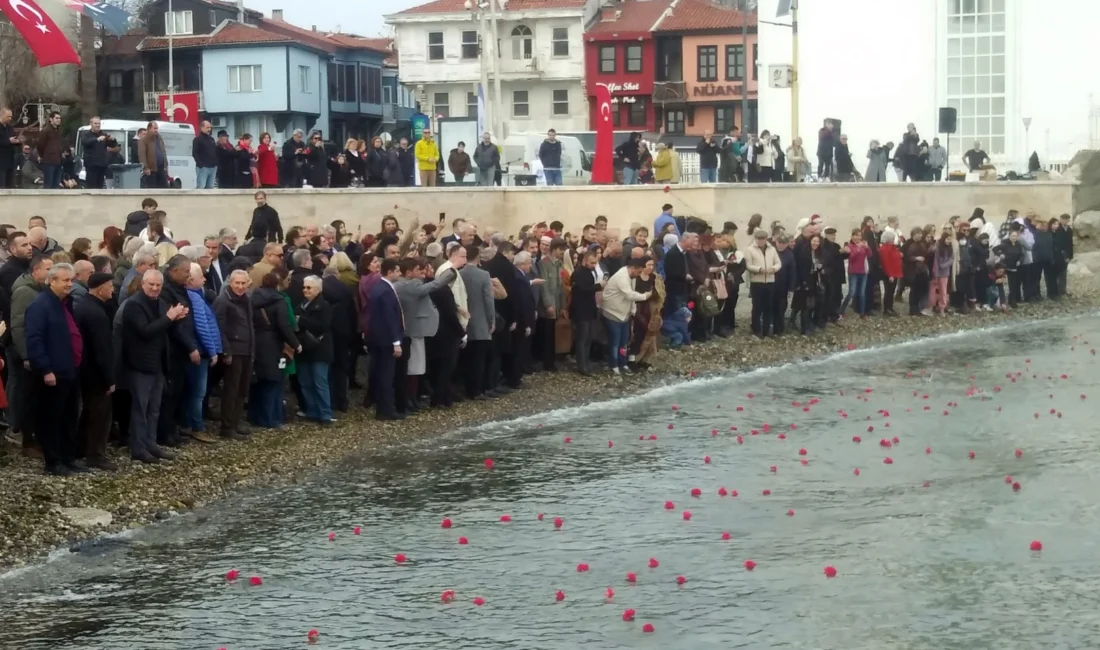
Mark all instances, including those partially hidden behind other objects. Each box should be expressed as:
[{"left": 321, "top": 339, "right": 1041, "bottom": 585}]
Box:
[
  {"left": 756, "top": 0, "right": 1100, "bottom": 176},
  {"left": 386, "top": 0, "right": 599, "bottom": 136}
]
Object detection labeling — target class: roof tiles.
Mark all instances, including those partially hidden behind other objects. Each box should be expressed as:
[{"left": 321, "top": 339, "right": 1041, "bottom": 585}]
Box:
[
  {"left": 587, "top": 0, "right": 672, "bottom": 36},
  {"left": 654, "top": 0, "right": 756, "bottom": 32},
  {"left": 141, "top": 22, "right": 291, "bottom": 51},
  {"left": 398, "top": 0, "right": 588, "bottom": 14}
]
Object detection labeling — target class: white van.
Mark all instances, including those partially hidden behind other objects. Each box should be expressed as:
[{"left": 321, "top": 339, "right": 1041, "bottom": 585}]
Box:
[
  {"left": 74, "top": 119, "right": 197, "bottom": 189},
  {"left": 500, "top": 133, "right": 591, "bottom": 186}
]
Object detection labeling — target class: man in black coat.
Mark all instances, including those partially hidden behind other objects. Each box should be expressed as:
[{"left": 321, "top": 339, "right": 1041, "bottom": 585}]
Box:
[
  {"left": 0, "top": 231, "right": 33, "bottom": 324},
  {"left": 157, "top": 256, "right": 201, "bottom": 448},
  {"left": 247, "top": 191, "right": 283, "bottom": 243},
  {"left": 74, "top": 273, "right": 118, "bottom": 471},
  {"left": 192, "top": 121, "right": 218, "bottom": 189},
  {"left": 321, "top": 269, "right": 357, "bottom": 413},
  {"left": 237, "top": 222, "right": 268, "bottom": 264},
  {"left": 0, "top": 108, "right": 18, "bottom": 188},
  {"left": 663, "top": 232, "right": 694, "bottom": 316},
  {"left": 215, "top": 131, "right": 236, "bottom": 188},
  {"left": 504, "top": 251, "right": 537, "bottom": 389},
  {"left": 569, "top": 250, "right": 602, "bottom": 375},
  {"left": 122, "top": 269, "right": 188, "bottom": 463},
  {"left": 281, "top": 130, "right": 306, "bottom": 188}
]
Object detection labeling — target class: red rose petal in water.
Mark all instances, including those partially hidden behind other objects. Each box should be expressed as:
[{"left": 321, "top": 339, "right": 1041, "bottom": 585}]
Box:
[
  {"left": 1005, "top": 475, "right": 1013, "bottom": 484},
  {"left": 721, "top": 531, "right": 731, "bottom": 540},
  {"left": 743, "top": 560, "right": 756, "bottom": 571},
  {"left": 1015, "top": 449, "right": 1023, "bottom": 458},
  {"left": 883, "top": 457, "right": 894, "bottom": 464},
  {"left": 484, "top": 459, "right": 494, "bottom": 470},
  {"left": 622, "top": 608, "right": 636, "bottom": 621},
  {"left": 642, "top": 623, "right": 655, "bottom": 633},
  {"left": 852, "top": 436, "right": 862, "bottom": 443},
  {"left": 691, "top": 487, "right": 702, "bottom": 497},
  {"left": 249, "top": 576, "right": 263, "bottom": 586},
  {"left": 1012, "top": 481, "right": 1021, "bottom": 491},
  {"left": 537, "top": 513, "right": 544, "bottom": 521},
  {"left": 682, "top": 511, "right": 692, "bottom": 521},
  {"left": 626, "top": 572, "right": 637, "bottom": 583},
  {"left": 441, "top": 518, "right": 453, "bottom": 529},
  {"left": 554, "top": 517, "right": 564, "bottom": 529},
  {"left": 500, "top": 514, "right": 512, "bottom": 523},
  {"left": 824, "top": 566, "right": 837, "bottom": 578},
  {"left": 648, "top": 557, "right": 660, "bottom": 568},
  {"left": 577, "top": 563, "right": 589, "bottom": 572},
  {"left": 778, "top": 433, "right": 787, "bottom": 440},
  {"left": 458, "top": 536, "right": 469, "bottom": 545},
  {"left": 665, "top": 500, "right": 675, "bottom": 510},
  {"left": 798, "top": 448, "right": 808, "bottom": 456},
  {"left": 786, "top": 509, "right": 795, "bottom": 516},
  {"left": 968, "top": 451, "right": 976, "bottom": 459},
  {"left": 308, "top": 629, "right": 320, "bottom": 642},
  {"left": 473, "top": 597, "right": 486, "bottom": 606},
  {"left": 606, "top": 587, "right": 615, "bottom": 599},
  {"left": 1030, "top": 540, "right": 1042, "bottom": 551},
  {"left": 395, "top": 554, "right": 408, "bottom": 564},
  {"left": 649, "top": 434, "right": 658, "bottom": 440},
  {"left": 226, "top": 569, "right": 239, "bottom": 581},
  {"left": 762, "top": 489, "right": 771, "bottom": 496},
  {"left": 926, "top": 446, "right": 932, "bottom": 454},
  {"left": 853, "top": 468, "right": 860, "bottom": 476},
  {"left": 800, "top": 459, "right": 808, "bottom": 466},
  {"left": 718, "top": 487, "right": 728, "bottom": 496},
  {"left": 353, "top": 526, "right": 361, "bottom": 535},
  {"left": 703, "top": 455, "right": 711, "bottom": 464},
  {"left": 770, "top": 465, "right": 777, "bottom": 473},
  {"left": 328, "top": 532, "right": 336, "bottom": 542}
]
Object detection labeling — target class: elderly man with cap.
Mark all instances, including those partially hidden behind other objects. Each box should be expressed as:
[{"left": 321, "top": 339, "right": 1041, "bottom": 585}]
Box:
[{"left": 74, "top": 272, "right": 118, "bottom": 471}]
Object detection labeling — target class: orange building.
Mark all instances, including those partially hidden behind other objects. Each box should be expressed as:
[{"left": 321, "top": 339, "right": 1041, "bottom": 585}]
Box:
[{"left": 652, "top": 0, "right": 757, "bottom": 138}]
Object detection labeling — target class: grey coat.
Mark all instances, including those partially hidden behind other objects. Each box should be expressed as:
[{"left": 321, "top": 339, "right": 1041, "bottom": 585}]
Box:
[
  {"left": 460, "top": 265, "right": 494, "bottom": 341},
  {"left": 537, "top": 257, "right": 565, "bottom": 318},
  {"left": 394, "top": 268, "right": 455, "bottom": 339},
  {"left": 865, "top": 146, "right": 892, "bottom": 182}
]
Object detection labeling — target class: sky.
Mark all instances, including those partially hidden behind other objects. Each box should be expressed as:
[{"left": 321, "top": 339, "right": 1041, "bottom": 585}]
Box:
[{"left": 244, "top": 0, "right": 426, "bottom": 37}]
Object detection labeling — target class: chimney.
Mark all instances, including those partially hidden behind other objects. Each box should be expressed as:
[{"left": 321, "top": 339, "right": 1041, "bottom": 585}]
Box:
[
  {"left": 272, "top": 9, "right": 283, "bottom": 21},
  {"left": 312, "top": 25, "right": 317, "bottom": 31},
  {"left": 236, "top": 0, "right": 244, "bottom": 22}
]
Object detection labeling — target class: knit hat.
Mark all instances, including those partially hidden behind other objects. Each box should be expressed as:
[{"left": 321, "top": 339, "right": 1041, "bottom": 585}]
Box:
[{"left": 88, "top": 272, "right": 113, "bottom": 289}]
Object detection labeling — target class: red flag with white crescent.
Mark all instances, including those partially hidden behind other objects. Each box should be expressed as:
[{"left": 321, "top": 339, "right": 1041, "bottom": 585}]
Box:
[
  {"left": 159, "top": 93, "right": 200, "bottom": 135},
  {"left": 0, "top": 0, "right": 80, "bottom": 67},
  {"left": 592, "top": 83, "right": 614, "bottom": 185}
]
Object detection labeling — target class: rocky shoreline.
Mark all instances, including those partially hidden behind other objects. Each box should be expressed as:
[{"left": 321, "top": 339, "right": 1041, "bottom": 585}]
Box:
[{"left": 3, "top": 283, "right": 1100, "bottom": 572}]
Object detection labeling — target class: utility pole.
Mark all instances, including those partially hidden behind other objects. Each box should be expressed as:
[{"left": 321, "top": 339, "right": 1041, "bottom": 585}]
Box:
[
  {"left": 790, "top": 0, "right": 799, "bottom": 140},
  {"left": 474, "top": 2, "right": 491, "bottom": 134},
  {"left": 167, "top": 0, "right": 174, "bottom": 120},
  {"left": 488, "top": 0, "right": 504, "bottom": 139}
]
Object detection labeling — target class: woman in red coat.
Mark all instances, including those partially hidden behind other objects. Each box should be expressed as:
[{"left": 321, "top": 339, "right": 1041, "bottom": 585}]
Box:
[
  {"left": 256, "top": 132, "right": 280, "bottom": 188},
  {"left": 878, "top": 230, "right": 904, "bottom": 316}
]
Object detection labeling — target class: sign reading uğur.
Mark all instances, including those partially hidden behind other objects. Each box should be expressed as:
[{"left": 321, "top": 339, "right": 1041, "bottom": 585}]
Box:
[{"left": 692, "top": 84, "right": 745, "bottom": 98}]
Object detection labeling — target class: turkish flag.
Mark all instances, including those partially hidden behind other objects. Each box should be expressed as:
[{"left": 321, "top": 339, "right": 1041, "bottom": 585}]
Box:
[
  {"left": 0, "top": 0, "right": 81, "bottom": 67},
  {"left": 591, "top": 83, "right": 614, "bottom": 185},
  {"left": 158, "top": 93, "right": 200, "bottom": 135}
]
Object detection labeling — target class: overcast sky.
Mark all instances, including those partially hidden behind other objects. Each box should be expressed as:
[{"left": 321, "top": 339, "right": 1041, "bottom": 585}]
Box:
[{"left": 245, "top": 0, "right": 425, "bottom": 37}]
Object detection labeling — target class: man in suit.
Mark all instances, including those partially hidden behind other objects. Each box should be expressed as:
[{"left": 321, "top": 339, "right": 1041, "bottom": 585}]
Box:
[
  {"left": 459, "top": 245, "right": 495, "bottom": 399},
  {"left": 505, "top": 251, "right": 537, "bottom": 389},
  {"left": 202, "top": 235, "right": 224, "bottom": 295},
  {"left": 394, "top": 258, "right": 456, "bottom": 413},
  {"left": 663, "top": 231, "right": 694, "bottom": 316},
  {"left": 217, "top": 227, "right": 238, "bottom": 273},
  {"left": 367, "top": 259, "right": 405, "bottom": 420},
  {"left": 569, "top": 250, "right": 602, "bottom": 375}
]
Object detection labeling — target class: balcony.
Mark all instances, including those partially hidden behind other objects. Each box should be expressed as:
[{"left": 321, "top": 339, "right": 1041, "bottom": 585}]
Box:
[
  {"left": 382, "top": 103, "right": 414, "bottom": 124},
  {"left": 143, "top": 91, "right": 205, "bottom": 113}
]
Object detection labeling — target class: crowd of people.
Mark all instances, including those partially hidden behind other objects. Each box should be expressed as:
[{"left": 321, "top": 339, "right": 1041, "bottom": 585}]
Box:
[{"left": 0, "top": 198, "right": 1075, "bottom": 476}]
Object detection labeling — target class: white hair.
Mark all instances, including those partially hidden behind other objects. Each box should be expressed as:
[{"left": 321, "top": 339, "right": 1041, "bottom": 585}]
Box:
[
  {"left": 303, "top": 275, "right": 323, "bottom": 291},
  {"left": 218, "top": 227, "right": 237, "bottom": 240},
  {"left": 881, "top": 230, "right": 897, "bottom": 245},
  {"left": 291, "top": 248, "right": 311, "bottom": 268},
  {"left": 179, "top": 245, "right": 202, "bottom": 262},
  {"left": 229, "top": 269, "right": 250, "bottom": 283},
  {"left": 133, "top": 250, "right": 157, "bottom": 268},
  {"left": 322, "top": 225, "right": 337, "bottom": 237},
  {"left": 513, "top": 251, "right": 532, "bottom": 266},
  {"left": 47, "top": 262, "right": 73, "bottom": 279},
  {"left": 142, "top": 269, "right": 163, "bottom": 282},
  {"left": 663, "top": 233, "right": 679, "bottom": 247}
]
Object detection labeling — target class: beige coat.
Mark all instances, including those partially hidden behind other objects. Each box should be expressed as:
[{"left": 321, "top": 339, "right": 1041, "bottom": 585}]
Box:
[
  {"left": 744, "top": 242, "right": 781, "bottom": 283},
  {"left": 600, "top": 267, "right": 650, "bottom": 322}
]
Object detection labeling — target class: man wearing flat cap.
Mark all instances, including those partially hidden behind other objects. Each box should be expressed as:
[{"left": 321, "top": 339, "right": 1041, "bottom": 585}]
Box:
[{"left": 74, "top": 272, "right": 118, "bottom": 471}]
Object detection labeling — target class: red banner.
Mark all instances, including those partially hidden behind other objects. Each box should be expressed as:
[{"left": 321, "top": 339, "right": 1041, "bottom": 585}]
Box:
[
  {"left": 0, "top": 0, "right": 80, "bottom": 67},
  {"left": 591, "top": 83, "right": 614, "bottom": 185},
  {"left": 158, "top": 93, "right": 200, "bottom": 135}
]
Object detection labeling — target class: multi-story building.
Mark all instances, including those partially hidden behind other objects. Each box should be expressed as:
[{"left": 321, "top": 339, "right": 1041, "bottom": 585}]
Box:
[
  {"left": 584, "top": 0, "right": 670, "bottom": 133},
  {"left": 653, "top": 0, "right": 757, "bottom": 138},
  {"left": 755, "top": 0, "right": 1100, "bottom": 173},
  {"left": 386, "top": 0, "right": 600, "bottom": 136}
]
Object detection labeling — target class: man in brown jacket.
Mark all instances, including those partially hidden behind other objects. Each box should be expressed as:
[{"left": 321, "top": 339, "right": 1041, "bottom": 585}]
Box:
[
  {"left": 137, "top": 121, "right": 168, "bottom": 189},
  {"left": 36, "top": 111, "right": 63, "bottom": 189}
]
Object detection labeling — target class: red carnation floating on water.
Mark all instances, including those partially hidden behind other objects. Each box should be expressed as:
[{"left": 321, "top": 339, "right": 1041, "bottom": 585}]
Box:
[{"left": 687, "top": 301, "right": 695, "bottom": 310}]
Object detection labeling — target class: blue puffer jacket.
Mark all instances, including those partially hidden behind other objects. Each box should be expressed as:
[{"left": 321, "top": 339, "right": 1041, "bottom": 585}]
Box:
[{"left": 187, "top": 287, "right": 222, "bottom": 357}]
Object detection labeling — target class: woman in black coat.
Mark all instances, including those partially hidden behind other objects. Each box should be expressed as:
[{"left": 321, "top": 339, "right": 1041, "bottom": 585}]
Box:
[
  {"left": 248, "top": 271, "right": 300, "bottom": 428},
  {"left": 304, "top": 134, "right": 329, "bottom": 188},
  {"left": 321, "top": 270, "right": 357, "bottom": 413},
  {"left": 328, "top": 154, "right": 353, "bottom": 189},
  {"left": 295, "top": 276, "right": 335, "bottom": 423},
  {"left": 428, "top": 283, "right": 464, "bottom": 408},
  {"left": 365, "top": 136, "right": 388, "bottom": 187}
]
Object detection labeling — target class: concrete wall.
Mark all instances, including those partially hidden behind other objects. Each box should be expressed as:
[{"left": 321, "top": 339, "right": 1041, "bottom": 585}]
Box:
[{"left": 0, "top": 182, "right": 1075, "bottom": 247}]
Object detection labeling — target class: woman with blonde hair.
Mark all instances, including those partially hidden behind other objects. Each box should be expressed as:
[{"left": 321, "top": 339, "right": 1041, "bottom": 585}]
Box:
[
  {"left": 327, "top": 251, "right": 359, "bottom": 289},
  {"left": 343, "top": 137, "right": 364, "bottom": 183}
]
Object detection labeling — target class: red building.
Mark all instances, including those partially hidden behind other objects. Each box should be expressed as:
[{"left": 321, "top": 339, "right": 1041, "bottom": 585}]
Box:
[{"left": 584, "top": 0, "right": 672, "bottom": 132}]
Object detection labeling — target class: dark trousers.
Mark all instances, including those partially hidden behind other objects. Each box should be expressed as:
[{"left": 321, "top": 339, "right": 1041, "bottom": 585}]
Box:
[
  {"left": 42, "top": 163, "right": 62, "bottom": 189},
  {"left": 141, "top": 169, "right": 169, "bottom": 189},
  {"left": 79, "top": 386, "right": 113, "bottom": 463},
  {"left": 909, "top": 274, "right": 929, "bottom": 314},
  {"left": 1008, "top": 270, "right": 1023, "bottom": 305},
  {"left": 368, "top": 344, "right": 398, "bottom": 417},
  {"left": 883, "top": 278, "right": 898, "bottom": 313},
  {"left": 573, "top": 319, "right": 595, "bottom": 373},
  {"left": 129, "top": 372, "right": 164, "bottom": 456},
  {"left": 1020, "top": 264, "right": 1037, "bottom": 301},
  {"left": 429, "top": 336, "right": 459, "bottom": 407},
  {"left": 750, "top": 283, "right": 775, "bottom": 336},
  {"left": 5, "top": 347, "right": 31, "bottom": 442},
  {"left": 825, "top": 277, "right": 843, "bottom": 321},
  {"left": 328, "top": 335, "right": 349, "bottom": 412},
  {"left": 220, "top": 355, "right": 252, "bottom": 433},
  {"left": 157, "top": 359, "right": 186, "bottom": 443},
  {"left": 505, "top": 328, "right": 529, "bottom": 388},
  {"left": 689, "top": 303, "right": 711, "bottom": 342},
  {"left": 817, "top": 155, "right": 832, "bottom": 180},
  {"left": 485, "top": 334, "right": 503, "bottom": 390},
  {"left": 112, "top": 389, "right": 131, "bottom": 446},
  {"left": 32, "top": 375, "right": 79, "bottom": 469},
  {"left": 772, "top": 289, "right": 789, "bottom": 335},
  {"left": 716, "top": 284, "right": 739, "bottom": 332},
  {"left": 1050, "top": 261, "right": 1067, "bottom": 298},
  {"left": 85, "top": 165, "right": 106, "bottom": 189},
  {"left": 535, "top": 317, "right": 557, "bottom": 371},
  {"left": 1033, "top": 261, "right": 1052, "bottom": 299},
  {"left": 0, "top": 167, "right": 14, "bottom": 188},
  {"left": 463, "top": 339, "right": 492, "bottom": 396},
  {"left": 247, "top": 378, "right": 284, "bottom": 428}
]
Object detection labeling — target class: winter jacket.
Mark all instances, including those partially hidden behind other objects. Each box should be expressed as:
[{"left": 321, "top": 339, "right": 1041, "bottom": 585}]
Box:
[
  {"left": 448, "top": 150, "right": 472, "bottom": 178},
  {"left": 845, "top": 243, "right": 871, "bottom": 275},
  {"left": 25, "top": 290, "right": 80, "bottom": 381},
  {"left": 835, "top": 143, "right": 854, "bottom": 175},
  {"left": 257, "top": 143, "right": 279, "bottom": 185},
  {"left": 137, "top": 132, "right": 167, "bottom": 173},
  {"left": 775, "top": 248, "right": 797, "bottom": 294},
  {"left": 251, "top": 287, "right": 299, "bottom": 381},
  {"left": 696, "top": 138, "right": 720, "bottom": 169},
  {"left": 538, "top": 139, "right": 563, "bottom": 169},
  {"left": 216, "top": 143, "right": 236, "bottom": 187},
  {"left": 36, "top": 124, "right": 63, "bottom": 165},
  {"left": 1031, "top": 229, "right": 1054, "bottom": 264},
  {"left": 80, "top": 129, "right": 116, "bottom": 168},
  {"left": 10, "top": 273, "right": 45, "bottom": 360},
  {"left": 295, "top": 297, "right": 334, "bottom": 364},
  {"left": 327, "top": 160, "right": 352, "bottom": 188},
  {"left": 232, "top": 145, "right": 254, "bottom": 189},
  {"left": 537, "top": 256, "right": 565, "bottom": 317},
  {"left": 213, "top": 289, "right": 253, "bottom": 357},
  {"left": 1002, "top": 240, "right": 1024, "bottom": 270},
  {"left": 653, "top": 149, "right": 673, "bottom": 182},
  {"left": 321, "top": 275, "right": 358, "bottom": 342},
  {"left": 161, "top": 278, "right": 199, "bottom": 360},
  {"left": 248, "top": 204, "right": 283, "bottom": 243},
  {"left": 186, "top": 287, "right": 222, "bottom": 358},
  {"left": 601, "top": 267, "right": 648, "bottom": 323},
  {"left": 745, "top": 243, "right": 781, "bottom": 283},
  {"left": 366, "top": 147, "right": 388, "bottom": 181},
  {"left": 865, "top": 145, "right": 892, "bottom": 182},
  {"left": 879, "top": 243, "right": 903, "bottom": 279},
  {"left": 902, "top": 240, "right": 929, "bottom": 281},
  {"left": 396, "top": 147, "right": 416, "bottom": 184},
  {"left": 569, "top": 266, "right": 600, "bottom": 322},
  {"left": 615, "top": 138, "right": 641, "bottom": 170},
  {"left": 192, "top": 132, "right": 218, "bottom": 168},
  {"left": 932, "top": 244, "right": 955, "bottom": 279},
  {"left": 1053, "top": 226, "right": 1074, "bottom": 264},
  {"left": 928, "top": 145, "right": 948, "bottom": 169},
  {"left": 121, "top": 292, "right": 173, "bottom": 375},
  {"left": 73, "top": 293, "right": 114, "bottom": 390},
  {"left": 473, "top": 142, "right": 499, "bottom": 171},
  {"left": 305, "top": 146, "right": 328, "bottom": 187},
  {"left": 415, "top": 138, "right": 440, "bottom": 172}
]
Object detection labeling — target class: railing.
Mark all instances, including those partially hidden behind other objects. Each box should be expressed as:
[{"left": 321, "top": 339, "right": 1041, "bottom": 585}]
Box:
[
  {"left": 382, "top": 103, "right": 394, "bottom": 122},
  {"left": 143, "top": 91, "right": 205, "bottom": 113}
]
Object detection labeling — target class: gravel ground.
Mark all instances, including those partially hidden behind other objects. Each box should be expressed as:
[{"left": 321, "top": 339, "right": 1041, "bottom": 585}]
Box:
[{"left": 2, "top": 280, "right": 1099, "bottom": 571}]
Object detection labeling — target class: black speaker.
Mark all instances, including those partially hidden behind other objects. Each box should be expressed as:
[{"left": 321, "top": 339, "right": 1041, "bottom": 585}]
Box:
[
  {"left": 938, "top": 107, "right": 957, "bottom": 134},
  {"left": 826, "top": 117, "right": 842, "bottom": 135}
]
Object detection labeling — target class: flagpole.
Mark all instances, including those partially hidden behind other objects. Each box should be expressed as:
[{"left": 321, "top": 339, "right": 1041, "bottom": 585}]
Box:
[
  {"left": 167, "top": 0, "right": 174, "bottom": 121},
  {"left": 790, "top": 0, "right": 798, "bottom": 141}
]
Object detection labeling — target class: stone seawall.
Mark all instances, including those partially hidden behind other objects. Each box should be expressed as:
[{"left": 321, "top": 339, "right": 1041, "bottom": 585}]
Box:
[{"left": 0, "top": 181, "right": 1076, "bottom": 245}]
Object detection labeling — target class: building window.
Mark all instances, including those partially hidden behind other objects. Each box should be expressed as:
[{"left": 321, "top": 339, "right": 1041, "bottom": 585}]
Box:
[
  {"left": 513, "top": 90, "right": 529, "bottom": 117},
  {"left": 359, "top": 65, "right": 381, "bottom": 104},
  {"left": 752, "top": 44, "right": 758, "bottom": 80},
  {"left": 697, "top": 46, "right": 717, "bottom": 82},
  {"left": 715, "top": 105, "right": 735, "bottom": 133},
  {"left": 611, "top": 105, "right": 621, "bottom": 128},
  {"left": 626, "top": 44, "right": 642, "bottom": 73},
  {"left": 227, "top": 65, "right": 261, "bottom": 92},
  {"left": 164, "top": 10, "right": 192, "bottom": 35},
  {"left": 552, "top": 89, "right": 569, "bottom": 116},
  {"left": 628, "top": 98, "right": 647, "bottom": 127},
  {"left": 107, "top": 72, "right": 123, "bottom": 104},
  {"left": 945, "top": 0, "right": 1007, "bottom": 155},
  {"left": 208, "top": 9, "right": 216, "bottom": 27},
  {"left": 428, "top": 32, "right": 444, "bottom": 61},
  {"left": 725, "top": 45, "right": 745, "bottom": 81},
  {"left": 383, "top": 85, "right": 392, "bottom": 104},
  {"left": 665, "top": 109, "right": 685, "bottom": 134},
  {"left": 599, "top": 45, "right": 616, "bottom": 74},
  {"left": 298, "top": 65, "right": 311, "bottom": 93},
  {"left": 467, "top": 91, "right": 479, "bottom": 117},
  {"left": 461, "top": 30, "right": 479, "bottom": 59},
  {"left": 511, "top": 25, "right": 533, "bottom": 60},
  {"left": 552, "top": 27, "right": 569, "bottom": 57},
  {"left": 433, "top": 92, "right": 450, "bottom": 117}
]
